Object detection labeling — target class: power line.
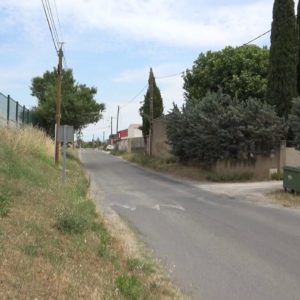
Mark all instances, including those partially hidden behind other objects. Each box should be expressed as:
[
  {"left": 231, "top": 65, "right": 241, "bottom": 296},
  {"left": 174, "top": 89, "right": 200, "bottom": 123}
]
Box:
[
  {"left": 155, "top": 29, "right": 272, "bottom": 80},
  {"left": 156, "top": 71, "right": 184, "bottom": 79},
  {"left": 41, "top": 0, "right": 58, "bottom": 53},
  {"left": 117, "top": 27, "right": 273, "bottom": 118},
  {"left": 52, "top": 0, "right": 64, "bottom": 41},
  {"left": 120, "top": 84, "right": 148, "bottom": 109},
  {"left": 44, "top": 0, "right": 60, "bottom": 45},
  {"left": 243, "top": 29, "right": 271, "bottom": 46}
]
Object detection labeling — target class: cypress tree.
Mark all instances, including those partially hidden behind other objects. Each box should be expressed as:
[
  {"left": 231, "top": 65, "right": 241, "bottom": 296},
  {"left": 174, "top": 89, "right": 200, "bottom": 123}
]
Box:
[
  {"left": 297, "top": 0, "right": 300, "bottom": 94},
  {"left": 266, "top": 0, "right": 298, "bottom": 118},
  {"left": 139, "top": 68, "right": 164, "bottom": 141}
]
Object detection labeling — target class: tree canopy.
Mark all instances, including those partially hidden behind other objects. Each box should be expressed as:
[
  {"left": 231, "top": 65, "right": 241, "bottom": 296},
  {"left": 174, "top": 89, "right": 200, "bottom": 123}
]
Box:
[
  {"left": 166, "top": 92, "right": 286, "bottom": 165},
  {"left": 139, "top": 68, "right": 163, "bottom": 138},
  {"left": 183, "top": 45, "right": 269, "bottom": 104},
  {"left": 31, "top": 69, "right": 105, "bottom": 136},
  {"left": 266, "top": 0, "right": 298, "bottom": 118}
]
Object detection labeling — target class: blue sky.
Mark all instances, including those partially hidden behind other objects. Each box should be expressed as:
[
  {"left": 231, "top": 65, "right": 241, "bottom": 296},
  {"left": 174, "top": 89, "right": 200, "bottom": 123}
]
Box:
[{"left": 0, "top": 0, "right": 275, "bottom": 140}]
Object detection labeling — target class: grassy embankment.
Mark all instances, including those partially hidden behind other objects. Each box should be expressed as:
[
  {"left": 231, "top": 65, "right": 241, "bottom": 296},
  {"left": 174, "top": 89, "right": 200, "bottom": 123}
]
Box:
[{"left": 0, "top": 127, "right": 182, "bottom": 299}]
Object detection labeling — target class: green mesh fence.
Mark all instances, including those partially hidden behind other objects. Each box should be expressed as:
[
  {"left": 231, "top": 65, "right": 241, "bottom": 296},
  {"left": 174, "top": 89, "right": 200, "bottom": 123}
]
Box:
[{"left": 0, "top": 92, "right": 33, "bottom": 126}]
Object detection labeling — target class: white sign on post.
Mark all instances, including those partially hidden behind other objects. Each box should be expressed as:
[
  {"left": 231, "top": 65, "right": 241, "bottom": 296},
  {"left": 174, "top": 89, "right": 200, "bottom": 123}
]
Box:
[
  {"left": 57, "top": 125, "right": 74, "bottom": 143},
  {"left": 57, "top": 125, "right": 74, "bottom": 182}
]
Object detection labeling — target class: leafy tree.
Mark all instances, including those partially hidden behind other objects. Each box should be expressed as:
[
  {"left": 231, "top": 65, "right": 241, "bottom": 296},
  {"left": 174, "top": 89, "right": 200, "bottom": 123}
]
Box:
[
  {"left": 139, "top": 68, "right": 163, "bottom": 140},
  {"left": 31, "top": 69, "right": 105, "bottom": 136},
  {"left": 183, "top": 45, "right": 269, "bottom": 104},
  {"left": 166, "top": 92, "right": 286, "bottom": 165},
  {"left": 289, "top": 98, "right": 300, "bottom": 149},
  {"left": 266, "top": 0, "right": 298, "bottom": 118}
]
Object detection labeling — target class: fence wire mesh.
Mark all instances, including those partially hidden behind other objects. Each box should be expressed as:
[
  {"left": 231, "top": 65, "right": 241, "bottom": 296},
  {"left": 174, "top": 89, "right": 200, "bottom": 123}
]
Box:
[{"left": 0, "top": 92, "right": 32, "bottom": 126}]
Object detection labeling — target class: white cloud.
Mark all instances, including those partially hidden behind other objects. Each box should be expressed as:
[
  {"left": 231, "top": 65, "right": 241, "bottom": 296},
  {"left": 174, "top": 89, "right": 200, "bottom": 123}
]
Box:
[{"left": 57, "top": 0, "right": 272, "bottom": 48}]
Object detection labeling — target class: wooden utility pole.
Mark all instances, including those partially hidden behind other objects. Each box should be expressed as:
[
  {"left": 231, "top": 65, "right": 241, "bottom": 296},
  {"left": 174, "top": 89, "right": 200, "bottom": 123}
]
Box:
[
  {"left": 149, "top": 68, "right": 154, "bottom": 156},
  {"left": 116, "top": 105, "right": 120, "bottom": 150},
  {"left": 116, "top": 105, "right": 120, "bottom": 135},
  {"left": 55, "top": 46, "right": 63, "bottom": 165},
  {"left": 110, "top": 116, "right": 113, "bottom": 136}
]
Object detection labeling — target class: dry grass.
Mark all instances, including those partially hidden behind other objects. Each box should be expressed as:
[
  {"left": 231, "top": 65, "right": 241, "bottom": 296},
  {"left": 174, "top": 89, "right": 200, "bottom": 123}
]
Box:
[
  {"left": 269, "top": 190, "right": 300, "bottom": 208},
  {"left": 0, "top": 125, "right": 54, "bottom": 158},
  {"left": 0, "top": 126, "right": 184, "bottom": 299}
]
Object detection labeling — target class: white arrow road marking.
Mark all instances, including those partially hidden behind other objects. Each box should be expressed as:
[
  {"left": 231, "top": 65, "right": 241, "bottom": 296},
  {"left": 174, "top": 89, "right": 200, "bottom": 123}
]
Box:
[
  {"left": 152, "top": 204, "right": 185, "bottom": 211},
  {"left": 153, "top": 204, "right": 161, "bottom": 211},
  {"left": 110, "top": 203, "right": 136, "bottom": 211}
]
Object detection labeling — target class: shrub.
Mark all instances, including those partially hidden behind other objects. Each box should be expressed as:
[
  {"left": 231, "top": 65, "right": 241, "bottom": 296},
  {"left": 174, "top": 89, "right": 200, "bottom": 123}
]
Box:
[
  {"left": 206, "top": 172, "right": 253, "bottom": 182},
  {"left": 271, "top": 172, "right": 284, "bottom": 180}
]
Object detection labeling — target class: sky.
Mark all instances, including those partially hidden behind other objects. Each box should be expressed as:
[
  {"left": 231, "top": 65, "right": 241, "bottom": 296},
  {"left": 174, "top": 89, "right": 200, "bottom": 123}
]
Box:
[{"left": 0, "top": 0, "right": 275, "bottom": 141}]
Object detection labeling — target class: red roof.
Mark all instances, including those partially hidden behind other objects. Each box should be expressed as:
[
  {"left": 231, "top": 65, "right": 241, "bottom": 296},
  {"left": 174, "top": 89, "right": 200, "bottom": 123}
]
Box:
[{"left": 118, "top": 129, "right": 128, "bottom": 139}]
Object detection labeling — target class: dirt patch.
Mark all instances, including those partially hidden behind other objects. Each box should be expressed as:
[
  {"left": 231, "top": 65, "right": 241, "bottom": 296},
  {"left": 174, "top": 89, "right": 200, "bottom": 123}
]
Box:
[{"left": 197, "top": 181, "right": 284, "bottom": 205}]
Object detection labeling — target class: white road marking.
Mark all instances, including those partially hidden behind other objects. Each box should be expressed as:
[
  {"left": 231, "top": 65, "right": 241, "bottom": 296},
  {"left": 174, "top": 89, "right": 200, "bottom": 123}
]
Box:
[
  {"left": 153, "top": 204, "right": 185, "bottom": 211},
  {"left": 110, "top": 202, "right": 136, "bottom": 211}
]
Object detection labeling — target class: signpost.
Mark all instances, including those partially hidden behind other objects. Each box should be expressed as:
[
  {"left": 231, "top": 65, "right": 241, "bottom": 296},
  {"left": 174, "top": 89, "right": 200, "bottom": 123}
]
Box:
[{"left": 57, "top": 125, "right": 74, "bottom": 182}]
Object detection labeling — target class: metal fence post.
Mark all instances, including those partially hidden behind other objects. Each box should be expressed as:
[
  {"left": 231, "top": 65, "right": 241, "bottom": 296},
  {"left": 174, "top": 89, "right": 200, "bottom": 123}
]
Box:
[
  {"left": 22, "top": 105, "right": 25, "bottom": 123},
  {"left": 7, "top": 95, "right": 10, "bottom": 126},
  {"left": 16, "top": 101, "right": 19, "bottom": 125}
]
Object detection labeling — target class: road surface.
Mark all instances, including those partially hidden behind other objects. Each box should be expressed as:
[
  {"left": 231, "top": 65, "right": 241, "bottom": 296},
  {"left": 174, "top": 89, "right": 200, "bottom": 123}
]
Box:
[{"left": 80, "top": 150, "right": 300, "bottom": 300}]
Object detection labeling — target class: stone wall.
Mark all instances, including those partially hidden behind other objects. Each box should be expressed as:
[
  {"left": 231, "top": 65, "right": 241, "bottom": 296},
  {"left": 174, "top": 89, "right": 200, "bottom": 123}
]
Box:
[{"left": 151, "top": 117, "right": 171, "bottom": 158}]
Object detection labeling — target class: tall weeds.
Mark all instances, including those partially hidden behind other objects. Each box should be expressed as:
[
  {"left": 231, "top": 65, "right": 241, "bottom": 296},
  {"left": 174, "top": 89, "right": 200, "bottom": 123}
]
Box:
[{"left": 0, "top": 126, "right": 54, "bottom": 158}]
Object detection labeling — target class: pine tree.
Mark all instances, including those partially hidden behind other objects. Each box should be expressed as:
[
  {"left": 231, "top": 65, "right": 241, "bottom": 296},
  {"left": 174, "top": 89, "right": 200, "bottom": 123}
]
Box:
[
  {"left": 139, "top": 68, "right": 164, "bottom": 140},
  {"left": 266, "top": 0, "right": 298, "bottom": 118}
]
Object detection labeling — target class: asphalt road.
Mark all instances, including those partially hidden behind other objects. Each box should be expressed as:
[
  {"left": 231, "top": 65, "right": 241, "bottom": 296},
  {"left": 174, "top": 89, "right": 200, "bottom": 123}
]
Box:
[{"left": 80, "top": 150, "right": 300, "bottom": 300}]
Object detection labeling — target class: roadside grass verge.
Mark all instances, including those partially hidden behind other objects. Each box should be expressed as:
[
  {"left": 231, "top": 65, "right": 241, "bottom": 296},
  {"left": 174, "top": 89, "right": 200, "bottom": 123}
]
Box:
[
  {"left": 115, "top": 150, "right": 209, "bottom": 181},
  {"left": 269, "top": 190, "right": 300, "bottom": 207},
  {"left": 0, "top": 127, "right": 183, "bottom": 299}
]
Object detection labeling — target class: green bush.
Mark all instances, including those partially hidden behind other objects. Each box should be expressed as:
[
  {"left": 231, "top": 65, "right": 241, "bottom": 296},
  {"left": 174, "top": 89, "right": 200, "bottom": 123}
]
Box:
[
  {"left": 116, "top": 274, "right": 144, "bottom": 300},
  {"left": 206, "top": 172, "right": 253, "bottom": 182},
  {"left": 271, "top": 172, "right": 284, "bottom": 180}
]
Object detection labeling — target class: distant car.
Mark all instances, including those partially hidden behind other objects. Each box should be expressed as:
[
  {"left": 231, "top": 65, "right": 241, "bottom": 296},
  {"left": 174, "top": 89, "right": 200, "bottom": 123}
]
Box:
[{"left": 106, "top": 144, "right": 114, "bottom": 151}]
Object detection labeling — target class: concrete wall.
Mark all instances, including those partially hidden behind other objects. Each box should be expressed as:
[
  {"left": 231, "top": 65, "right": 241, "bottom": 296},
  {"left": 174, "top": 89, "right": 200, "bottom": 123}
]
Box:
[
  {"left": 285, "top": 147, "right": 300, "bottom": 167},
  {"left": 152, "top": 117, "right": 171, "bottom": 158},
  {"left": 117, "top": 137, "right": 144, "bottom": 152},
  {"left": 128, "top": 124, "right": 143, "bottom": 138},
  {"left": 214, "top": 155, "right": 280, "bottom": 179}
]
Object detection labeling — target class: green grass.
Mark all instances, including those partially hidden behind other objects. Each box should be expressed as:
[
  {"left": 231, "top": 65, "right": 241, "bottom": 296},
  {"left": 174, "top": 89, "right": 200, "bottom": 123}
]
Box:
[
  {"left": 127, "top": 258, "right": 155, "bottom": 275},
  {"left": 0, "top": 191, "right": 10, "bottom": 217},
  {"left": 116, "top": 274, "right": 145, "bottom": 300}
]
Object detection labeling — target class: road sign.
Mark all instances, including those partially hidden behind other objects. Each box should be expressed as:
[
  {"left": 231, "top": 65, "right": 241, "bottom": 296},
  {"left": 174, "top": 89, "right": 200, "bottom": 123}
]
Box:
[{"left": 57, "top": 125, "right": 74, "bottom": 143}]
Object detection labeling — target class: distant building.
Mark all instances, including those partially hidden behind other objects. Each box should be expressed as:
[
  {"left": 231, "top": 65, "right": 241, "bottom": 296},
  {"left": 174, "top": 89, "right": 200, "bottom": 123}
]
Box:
[
  {"left": 128, "top": 124, "right": 142, "bottom": 138},
  {"left": 117, "top": 129, "right": 128, "bottom": 140},
  {"left": 109, "top": 124, "right": 142, "bottom": 145}
]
